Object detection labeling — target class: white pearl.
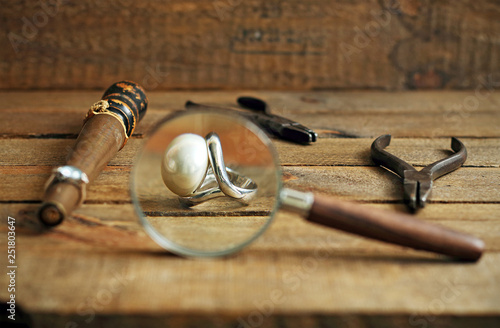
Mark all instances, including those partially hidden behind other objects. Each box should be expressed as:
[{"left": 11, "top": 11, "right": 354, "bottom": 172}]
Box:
[{"left": 161, "top": 133, "right": 209, "bottom": 196}]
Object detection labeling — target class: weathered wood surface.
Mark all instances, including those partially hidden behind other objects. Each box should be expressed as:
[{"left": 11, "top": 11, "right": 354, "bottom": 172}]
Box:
[
  {"left": 3, "top": 203, "right": 500, "bottom": 251},
  {"left": 2, "top": 138, "right": 500, "bottom": 167},
  {"left": 1, "top": 90, "right": 500, "bottom": 138},
  {"left": 0, "top": 91, "right": 499, "bottom": 328},
  {"left": 0, "top": 203, "right": 500, "bottom": 328},
  {"left": 2, "top": 1, "right": 500, "bottom": 90},
  {"left": 1, "top": 166, "right": 499, "bottom": 204}
]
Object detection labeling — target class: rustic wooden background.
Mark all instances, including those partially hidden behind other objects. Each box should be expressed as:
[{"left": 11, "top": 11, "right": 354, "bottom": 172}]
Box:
[
  {"left": 1, "top": 1, "right": 500, "bottom": 327},
  {"left": 2, "top": 0, "right": 500, "bottom": 90}
]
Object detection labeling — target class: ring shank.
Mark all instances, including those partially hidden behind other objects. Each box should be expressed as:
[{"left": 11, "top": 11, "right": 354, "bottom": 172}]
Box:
[
  {"left": 177, "top": 132, "right": 258, "bottom": 207},
  {"left": 179, "top": 167, "right": 257, "bottom": 206}
]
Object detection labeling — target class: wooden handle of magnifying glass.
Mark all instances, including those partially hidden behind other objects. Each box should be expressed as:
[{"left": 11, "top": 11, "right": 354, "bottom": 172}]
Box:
[
  {"left": 38, "top": 81, "right": 148, "bottom": 226},
  {"left": 307, "top": 194, "right": 484, "bottom": 261}
]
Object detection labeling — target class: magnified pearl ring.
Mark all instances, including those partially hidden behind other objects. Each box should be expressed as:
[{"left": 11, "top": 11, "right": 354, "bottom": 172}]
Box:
[{"left": 161, "top": 132, "right": 258, "bottom": 206}]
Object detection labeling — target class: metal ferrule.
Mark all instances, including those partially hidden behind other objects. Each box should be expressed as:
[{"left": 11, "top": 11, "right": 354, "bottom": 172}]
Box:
[
  {"left": 279, "top": 188, "right": 314, "bottom": 217},
  {"left": 45, "top": 165, "right": 89, "bottom": 206}
]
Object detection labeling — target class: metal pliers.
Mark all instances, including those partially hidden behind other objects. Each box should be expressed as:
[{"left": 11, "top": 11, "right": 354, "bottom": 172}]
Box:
[
  {"left": 371, "top": 135, "right": 467, "bottom": 211},
  {"left": 185, "top": 97, "right": 317, "bottom": 144}
]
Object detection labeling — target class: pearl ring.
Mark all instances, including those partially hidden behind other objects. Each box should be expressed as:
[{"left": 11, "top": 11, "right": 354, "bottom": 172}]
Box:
[{"left": 161, "top": 132, "right": 258, "bottom": 206}]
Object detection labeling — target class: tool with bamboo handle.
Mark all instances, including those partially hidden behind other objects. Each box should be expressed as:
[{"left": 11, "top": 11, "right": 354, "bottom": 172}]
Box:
[{"left": 38, "top": 81, "right": 148, "bottom": 226}]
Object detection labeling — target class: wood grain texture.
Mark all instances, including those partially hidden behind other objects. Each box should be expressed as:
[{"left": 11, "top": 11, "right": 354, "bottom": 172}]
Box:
[
  {"left": 0, "top": 204, "right": 499, "bottom": 327},
  {"left": 0, "top": 91, "right": 499, "bottom": 328},
  {"left": 1, "top": 90, "right": 500, "bottom": 138},
  {"left": 1, "top": 166, "right": 499, "bottom": 204},
  {"left": 1, "top": 1, "right": 500, "bottom": 90},
  {"left": 2, "top": 202, "right": 499, "bottom": 252},
  {"left": 2, "top": 137, "right": 500, "bottom": 167}
]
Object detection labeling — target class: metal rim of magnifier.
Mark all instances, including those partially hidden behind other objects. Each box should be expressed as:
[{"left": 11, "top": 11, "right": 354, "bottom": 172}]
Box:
[{"left": 131, "top": 109, "right": 283, "bottom": 258}]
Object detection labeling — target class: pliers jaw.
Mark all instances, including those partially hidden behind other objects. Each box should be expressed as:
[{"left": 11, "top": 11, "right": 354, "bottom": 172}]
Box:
[{"left": 403, "top": 170, "right": 432, "bottom": 211}]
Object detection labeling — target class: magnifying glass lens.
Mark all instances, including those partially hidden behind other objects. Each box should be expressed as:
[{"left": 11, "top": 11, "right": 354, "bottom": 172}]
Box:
[{"left": 132, "top": 111, "right": 281, "bottom": 257}]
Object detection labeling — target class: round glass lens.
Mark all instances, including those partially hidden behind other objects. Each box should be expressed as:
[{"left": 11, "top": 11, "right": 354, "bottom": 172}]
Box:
[{"left": 131, "top": 111, "right": 281, "bottom": 257}]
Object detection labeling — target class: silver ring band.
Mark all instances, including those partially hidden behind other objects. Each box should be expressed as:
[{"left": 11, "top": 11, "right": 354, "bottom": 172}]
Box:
[
  {"left": 179, "top": 132, "right": 258, "bottom": 207},
  {"left": 45, "top": 165, "right": 89, "bottom": 206}
]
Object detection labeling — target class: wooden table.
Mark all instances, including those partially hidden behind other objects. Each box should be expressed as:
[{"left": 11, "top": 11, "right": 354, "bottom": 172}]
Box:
[{"left": 1, "top": 91, "right": 499, "bottom": 327}]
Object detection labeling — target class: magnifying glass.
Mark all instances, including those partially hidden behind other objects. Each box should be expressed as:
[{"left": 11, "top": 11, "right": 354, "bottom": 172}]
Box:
[{"left": 131, "top": 110, "right": 484, "bottom": 261}]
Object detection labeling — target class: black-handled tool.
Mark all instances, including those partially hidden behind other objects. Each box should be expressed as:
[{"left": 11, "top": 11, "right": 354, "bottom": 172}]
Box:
[
  {"left": 185, "top": 97, "right": 317, "bottom": 145},
  {"left": 237, "top": 96, "right": 317, "bottom": 144}
]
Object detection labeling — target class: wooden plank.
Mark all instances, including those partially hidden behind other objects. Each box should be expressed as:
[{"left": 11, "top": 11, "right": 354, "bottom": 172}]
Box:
[
  {"left": 2, "top": 137, "right": 500, "bottom": 167},
  {"left": 1, "top": 166, "right": 499, "bottom": 203},
  {"left": 283, "top": 166, "right": 500, "bottom": 202},
  {"left": 278, "top": 138, "right": 500, "bottom": 167},
  {"left": 3, "top": 109, "right": 499, "bottom": 138},
  {"left": 1, "top": 91, "right": 499, "bottom": 138},
  {"left": 0, "top": 165, "right": 131, "bottom": 202},
  {"left": 0, "top": 139, "right": 143, "bottom": 166},
  {"left": 0, "top": 204, "right": 499, "bottom": 328},
  {"left": 2, "top": 91, "right": 500, "bottom": 113},
  {"left": 2, "top": 1, "right": 500, "bottom": 90},
  {"left": 2, "top": 203, "right": 500, "bottom": 250},
  {"left": 3, "top": 250, "right": 498, "bottom": 315},
  {"left": 22, "top": 314, "right": 500, "bottom": 328}
]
